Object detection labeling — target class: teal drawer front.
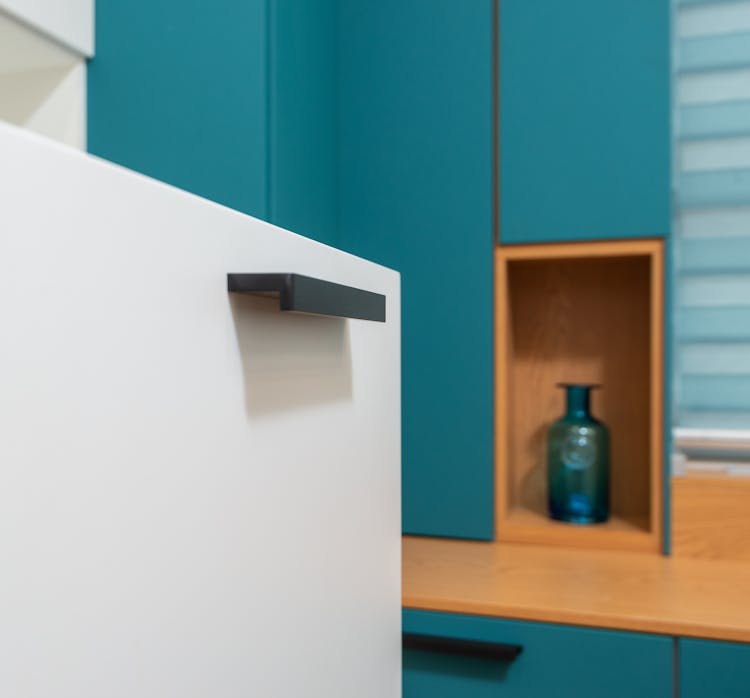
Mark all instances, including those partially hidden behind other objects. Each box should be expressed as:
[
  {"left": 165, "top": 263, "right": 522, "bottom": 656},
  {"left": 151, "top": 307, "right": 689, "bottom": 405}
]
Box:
[
  {"left": 680, "top": 638, "right": 750, "bottom": 698},
  {"left": 405, "top": 650, "right": 512, "bottom": 698},
  {"left": 499, "top": 0, "right": 671, "bottom": 244},
  {"left": 404, "top": 610, "right": 674, "bottom": 697}
]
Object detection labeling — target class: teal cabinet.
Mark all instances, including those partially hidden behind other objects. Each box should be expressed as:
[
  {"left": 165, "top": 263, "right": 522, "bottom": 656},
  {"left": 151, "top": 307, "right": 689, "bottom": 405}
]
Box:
[
  {"left": 88, "top": 0, "right": 338, "bottom": 244},
  {"left": 499, "top": 0, "right": 671, "bottom": 244},
  {"left": 88, "top": 0, "right": 269, "bottom": 218},
  {"left": 338, "top": 0, "right": 495, "bottom": 540},
  {"left": 404, "top": 610, "right": 674, "bottom": 697},
  {"left": 679, "top": 638, "right": 750, "bottom": 698},
  {"left": 268, "top": 0, "right": 338, "bottom": 246}
]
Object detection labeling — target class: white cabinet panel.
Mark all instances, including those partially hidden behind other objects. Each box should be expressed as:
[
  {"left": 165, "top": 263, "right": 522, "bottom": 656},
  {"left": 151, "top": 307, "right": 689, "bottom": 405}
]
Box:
[{"left": 0, "top": 123, "right": 401, "bottom": 697}]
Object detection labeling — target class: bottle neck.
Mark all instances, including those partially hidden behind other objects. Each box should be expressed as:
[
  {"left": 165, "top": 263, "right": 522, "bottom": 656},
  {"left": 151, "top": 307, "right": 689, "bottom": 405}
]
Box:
[{"left": 565, "top": 386, "right": 591, "bottom": 419}]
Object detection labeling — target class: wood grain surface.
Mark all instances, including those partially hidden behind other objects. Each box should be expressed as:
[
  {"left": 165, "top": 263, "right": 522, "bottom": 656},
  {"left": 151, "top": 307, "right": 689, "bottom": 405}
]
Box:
[
  {"left": 495, "top": 240, "right": 664, "bottom": 551},
  {"left": 403, "top": 535, "right": 750, "bottom": 642},
  {"left": 673, "top": 475, "right": 750, "bottom": 562}
]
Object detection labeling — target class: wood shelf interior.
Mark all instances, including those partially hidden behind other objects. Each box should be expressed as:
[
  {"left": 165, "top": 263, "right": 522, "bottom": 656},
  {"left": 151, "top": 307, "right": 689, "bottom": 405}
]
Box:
[{"left": 495, "top": 241, "right": 663, "bottom": 552}]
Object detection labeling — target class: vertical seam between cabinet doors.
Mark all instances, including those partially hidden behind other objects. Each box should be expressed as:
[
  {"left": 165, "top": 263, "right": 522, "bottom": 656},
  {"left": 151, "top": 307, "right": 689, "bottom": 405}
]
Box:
[{"left": 673, "top": 637, "right": 680, "bottom": 698}]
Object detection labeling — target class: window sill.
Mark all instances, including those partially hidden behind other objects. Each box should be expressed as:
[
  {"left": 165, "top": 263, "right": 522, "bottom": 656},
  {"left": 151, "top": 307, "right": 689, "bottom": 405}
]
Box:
[{"left": 673, "top": 428, "right": 750, "bottom": 476}]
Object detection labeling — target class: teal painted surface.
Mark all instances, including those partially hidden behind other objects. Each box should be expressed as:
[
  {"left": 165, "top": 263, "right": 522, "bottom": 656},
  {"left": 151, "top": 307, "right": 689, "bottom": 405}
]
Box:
[
  {"left": 405, "top": 650, "right": 509, "bottom": 698},
  {"left": 269, "top": 0, "right": 338, "bottom": 246},
  {"left": 88, "top": 0, "right": 268, "bottom": 218},
  {"left": 499, "top": 0, "right": 671, "bottom": 243},
  {"left": 89, "top": 0, "right": 338, "bottom": 242},
  {"left": 403, "top": 610, "right": 674, "bottom": 697},
  {"left": 680, "top": 638, "right": 750, "bottom": 698},
  {"left": 338, "top": 0, "right": 495, "bottom": 539}
]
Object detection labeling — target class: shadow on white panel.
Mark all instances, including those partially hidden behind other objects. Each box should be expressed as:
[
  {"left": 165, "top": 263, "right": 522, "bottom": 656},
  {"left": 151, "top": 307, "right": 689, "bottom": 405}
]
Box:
[{"left": 229, "top": 294, "right": 353, "bottom": 416}]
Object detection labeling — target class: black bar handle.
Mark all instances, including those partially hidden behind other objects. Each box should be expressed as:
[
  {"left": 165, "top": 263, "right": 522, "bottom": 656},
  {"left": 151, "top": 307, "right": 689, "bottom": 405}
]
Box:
[
  {"left": 403, "top": 632, "right": 523, "bottom": 662},
  {"left": 227, "top": 273, "right": 385, "bottom": 322}
]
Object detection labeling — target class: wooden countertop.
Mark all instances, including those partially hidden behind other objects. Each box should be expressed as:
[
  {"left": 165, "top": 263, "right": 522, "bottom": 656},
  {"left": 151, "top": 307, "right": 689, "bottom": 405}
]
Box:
[{"left": 403, "top": 536, "right": 750, "bottom": 643}]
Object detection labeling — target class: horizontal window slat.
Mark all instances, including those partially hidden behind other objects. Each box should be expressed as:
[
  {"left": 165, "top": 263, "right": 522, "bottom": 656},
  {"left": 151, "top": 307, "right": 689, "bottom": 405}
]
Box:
[
  {"left": 681, "top": 343, "right": 750, "bottom": 374},
  {"left": 677, "top": 410, "right": 750, "bottom": 429},
  {"left": 680, "top": 137, "right": 750, "bottom": 171},
  {"left": 681, "top": 274, "right": 750, "bottom": 305},
  {"left": 678, "top": 0, "right": 748, "bottom": 6},
  {"left": 679, "top": 307, "right": 750, "bottom": 341},
  {"left": 679, "top": 32, "right": 750, "bottom": 73},
  {"left": 679, "top": 68, "right": 750, "bottom": 105},
  {"left": 682, "top": 374, "right": 750, "bottom": 410},
  {"left": 680, "top": 236, "right": 750, "bottom": 272},
  {"left": 678, "top": 2, "right": 750, "bottom": 39},
  {"left": 679, "top": 206, "right": 750, "bottom": 236},
  {"left": 680, "top": 100, "right": 750, "bottom": 140},
  {"left": 679, "top": 168, "right": 750, "bottom": 207},
  {"left": 676, "top": 4, "right": 750, "bottom": 430}
]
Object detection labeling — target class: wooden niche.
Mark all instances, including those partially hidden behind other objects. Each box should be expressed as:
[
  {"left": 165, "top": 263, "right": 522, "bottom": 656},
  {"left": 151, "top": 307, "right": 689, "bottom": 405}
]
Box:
[{"left": 495, "top": 240, "right": 664, "bottom": 553}]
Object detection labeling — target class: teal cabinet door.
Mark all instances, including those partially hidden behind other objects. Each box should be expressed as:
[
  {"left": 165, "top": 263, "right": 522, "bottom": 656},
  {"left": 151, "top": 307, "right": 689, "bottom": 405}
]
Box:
[
  {"left": 499, "top": 0, "right": 671, "bottom": 244},
  {"left": 404, "top": 610, "right": 673, "bottom": 697},
  {"left": 89, "top": 0, "right": 339, "bottom": 244},
  {"left": 268, "top": 0, "right": 338, "bottom": 247},
  {"left": 680, "top": 638, "right": 750, "bottom": 698},
  {"left": 338, "top": 0, "right": 495, "bottom": 540},
  {"left": 88, "top": 0, "right": 269, "bottom": 219}
]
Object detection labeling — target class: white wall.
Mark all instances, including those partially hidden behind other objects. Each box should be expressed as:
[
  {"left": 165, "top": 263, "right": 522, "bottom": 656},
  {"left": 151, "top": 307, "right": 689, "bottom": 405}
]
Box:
[
  {"left": 0, "top": 10, "right": 86, "bottom": 148},
  {"left": 0, "top": 0, "right": 93, "bottom": 56}
]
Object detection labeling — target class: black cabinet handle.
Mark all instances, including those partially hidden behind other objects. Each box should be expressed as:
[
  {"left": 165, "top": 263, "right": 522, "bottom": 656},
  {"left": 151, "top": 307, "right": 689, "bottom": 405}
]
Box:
[
  {"left": 227, "top": 273, "right": 385, "bottom": 322},
  {"left": 403, "top": 632, "right": 523, "bottom": 662}
]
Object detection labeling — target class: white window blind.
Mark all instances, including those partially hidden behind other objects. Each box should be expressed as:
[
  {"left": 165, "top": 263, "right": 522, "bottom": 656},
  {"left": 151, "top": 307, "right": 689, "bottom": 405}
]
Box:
[{"left": 675, "top": 0, "right": 750, "bottom": 448}]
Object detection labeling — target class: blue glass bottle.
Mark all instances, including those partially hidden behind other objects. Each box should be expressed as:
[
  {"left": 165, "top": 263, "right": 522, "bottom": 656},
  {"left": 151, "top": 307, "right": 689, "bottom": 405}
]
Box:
[{"left": 547, "top": 384, "right": 610, "bottom": 524}]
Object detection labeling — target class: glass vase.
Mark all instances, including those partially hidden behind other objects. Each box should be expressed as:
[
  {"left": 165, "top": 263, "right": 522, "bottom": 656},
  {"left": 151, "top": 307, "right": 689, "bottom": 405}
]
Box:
[{"left": 547, "top": 383, "right": 610, "bottom": 524}]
